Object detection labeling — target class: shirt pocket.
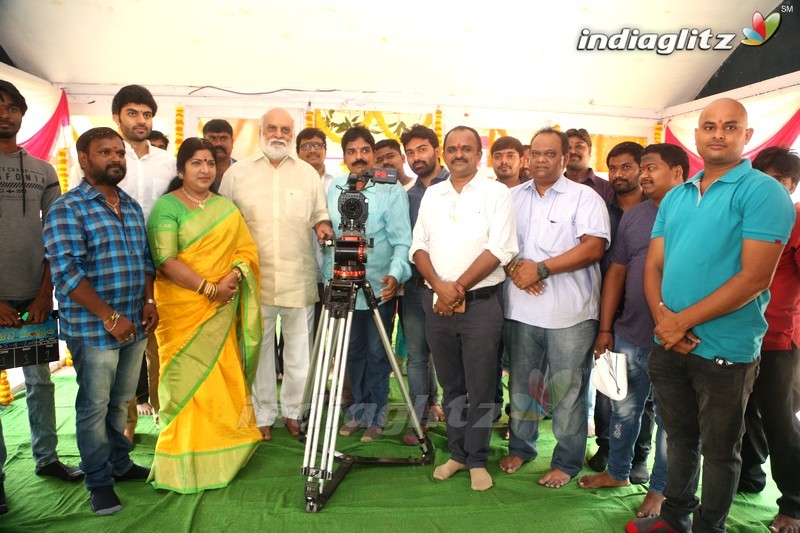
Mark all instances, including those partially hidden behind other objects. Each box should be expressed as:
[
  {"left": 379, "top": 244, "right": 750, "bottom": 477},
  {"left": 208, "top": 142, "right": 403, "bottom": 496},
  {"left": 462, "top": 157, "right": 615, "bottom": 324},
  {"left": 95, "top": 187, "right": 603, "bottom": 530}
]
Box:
[
  {"left": 538, "top": 218, "right": 574, "bottom": 256},
  {"left": 285, "top": 189, "right": 312, "bottom": 221}
]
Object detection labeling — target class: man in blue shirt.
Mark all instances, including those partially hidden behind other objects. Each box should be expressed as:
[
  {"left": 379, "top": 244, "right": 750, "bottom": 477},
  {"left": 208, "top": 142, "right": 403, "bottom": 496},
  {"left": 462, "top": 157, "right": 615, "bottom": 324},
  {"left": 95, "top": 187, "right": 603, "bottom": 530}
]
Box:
[
  {"left": 323, "top": 126, "right": 411, "bottom": 443},
  {"left": 44, "top": 127, "right": 158, "bottom": 516},
  {"left": 632, "top": 98, "right": 796, "bottom": 533}
]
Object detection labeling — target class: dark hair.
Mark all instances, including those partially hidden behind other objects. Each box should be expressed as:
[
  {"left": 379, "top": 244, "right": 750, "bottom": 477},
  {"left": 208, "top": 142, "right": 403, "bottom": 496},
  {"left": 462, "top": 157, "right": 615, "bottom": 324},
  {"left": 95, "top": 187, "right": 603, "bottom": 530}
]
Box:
[
  {"left": 148, "top": 130, "right": 169, "bottom": 149},
  {"left": 203, "top": 119, "right": 233, "bottom": 137},
  {"left": 375, "top": 138, "right": 402, "bottom": 153},
  {"left": 531, "top": 127, "right": 569, "bottom": 156},
  {"left": 443, "top": 126, "right": 482, "bottom": 151},
  {"left": 0, "top": 79, "right": 27, "bottom": 115},
  {"left": 642, "top": 143, "right": 690, "bottom": 182},
  {"left": 753, "top": 146, "right": 800, "bottom": 186},
  {"left": 565, "top": 128, "right": 592, "bottom": 150},
  {"left": 76, "top": 127, "right": 124, "bottom": 154},
  {"left": 111, "top": 85, "right": 158, "bottom": 116},
  {"left": 341, "top": 126, "right": 375, "bottom": 151},
  {"left": 296, "top": 127, "right": 326, "bottom": 152},
  {"left": 165, "top": 137, "right": 215, "bottom": 193},
  {"left": 491, "top": 136, "right": 523, "bottom": 157},
  {"left": 606, "top": 141, "right": 644, "bottom": 166},
  {"left": 176, "top": 137, "right": 215, "bottom": 173},
  {"left": 400, "top": 124, "right": 439, "bottom": 150}
]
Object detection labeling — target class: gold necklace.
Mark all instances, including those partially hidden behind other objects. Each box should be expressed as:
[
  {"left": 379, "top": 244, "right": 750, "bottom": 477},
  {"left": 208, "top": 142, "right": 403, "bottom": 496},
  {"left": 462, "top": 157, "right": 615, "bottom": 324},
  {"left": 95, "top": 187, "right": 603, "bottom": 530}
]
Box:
[
  {"left": 105, "top": 191, "right": 120, "bottom": 215},
  {"left": 181, "top": 187, "right": 211, "bottom": 209}
]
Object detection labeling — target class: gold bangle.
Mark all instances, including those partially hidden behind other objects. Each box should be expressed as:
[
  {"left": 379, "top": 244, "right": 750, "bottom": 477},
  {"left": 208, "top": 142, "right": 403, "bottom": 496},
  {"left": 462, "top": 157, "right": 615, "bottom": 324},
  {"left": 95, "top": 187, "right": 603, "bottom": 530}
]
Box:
[
  {"left": 233, "top": 268, "right": 243, "bottom": 283},
  {"left": 197, "top": 279, "right": 207, "bottom": 295}
]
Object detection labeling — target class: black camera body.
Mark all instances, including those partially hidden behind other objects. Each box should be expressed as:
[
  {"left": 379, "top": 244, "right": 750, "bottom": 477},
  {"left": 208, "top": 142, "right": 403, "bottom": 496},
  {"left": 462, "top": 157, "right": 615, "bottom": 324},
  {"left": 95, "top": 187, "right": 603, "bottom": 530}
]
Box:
[{"left": 331, "top": 168, "right": 398, "bottom": 281}]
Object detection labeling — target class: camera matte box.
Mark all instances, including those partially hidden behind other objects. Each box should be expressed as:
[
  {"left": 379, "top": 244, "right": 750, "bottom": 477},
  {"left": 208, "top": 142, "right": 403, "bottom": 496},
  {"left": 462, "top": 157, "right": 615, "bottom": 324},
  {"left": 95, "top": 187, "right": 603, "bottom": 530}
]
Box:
[{"left": 0, "top": 317, "right": 60, "bottom": 370}]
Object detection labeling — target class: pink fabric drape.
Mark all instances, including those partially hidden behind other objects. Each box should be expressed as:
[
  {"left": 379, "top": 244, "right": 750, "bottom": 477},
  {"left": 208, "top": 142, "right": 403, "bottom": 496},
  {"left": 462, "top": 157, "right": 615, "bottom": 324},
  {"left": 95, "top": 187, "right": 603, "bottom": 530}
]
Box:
[
  {"left": 19, "top": 89, "right": 70, "bottom": 160},
  {"left": 665, "top": 106, "right": 800, "bottom": 177}
]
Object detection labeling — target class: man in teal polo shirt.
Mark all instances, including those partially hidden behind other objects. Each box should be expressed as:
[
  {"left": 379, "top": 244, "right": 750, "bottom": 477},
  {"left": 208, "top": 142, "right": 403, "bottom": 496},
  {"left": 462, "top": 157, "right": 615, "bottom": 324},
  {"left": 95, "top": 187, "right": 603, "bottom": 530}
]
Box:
[{"left": 630, "top": 98, "right": 796, "bottom": 533}]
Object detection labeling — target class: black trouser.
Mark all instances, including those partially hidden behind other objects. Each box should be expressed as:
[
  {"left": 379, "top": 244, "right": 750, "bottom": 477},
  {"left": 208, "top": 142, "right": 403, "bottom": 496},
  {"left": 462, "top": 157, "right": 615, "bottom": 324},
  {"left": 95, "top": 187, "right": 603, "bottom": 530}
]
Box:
[
  {"left": 649, "top": 344, "right": 758, "bottom": 533},
  {"left": 424, "top": 287, "right": 503, "bottom": 468},
  {"left": 739, "top": 345, "right": 800, "bottom": 518}
]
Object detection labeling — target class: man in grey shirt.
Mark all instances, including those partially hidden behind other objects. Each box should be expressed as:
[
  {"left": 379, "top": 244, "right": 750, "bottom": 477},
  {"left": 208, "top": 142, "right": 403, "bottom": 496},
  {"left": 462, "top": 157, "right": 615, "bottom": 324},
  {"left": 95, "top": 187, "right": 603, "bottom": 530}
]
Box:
[{"left": 0, "top": 79, "right": 83, "bottom": 515}]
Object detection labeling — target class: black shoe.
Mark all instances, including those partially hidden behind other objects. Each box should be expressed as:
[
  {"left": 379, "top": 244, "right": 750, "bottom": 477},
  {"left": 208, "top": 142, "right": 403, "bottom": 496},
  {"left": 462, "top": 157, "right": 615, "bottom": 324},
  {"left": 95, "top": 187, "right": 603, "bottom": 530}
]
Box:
[
  {"left": 90, "top": 485, "right": 122, "bottom": 516},
  {"left": 113, "top": 463, "right": 150, "bottom": 482},
  {"left": 0, "top": 482, "right": 8, "bottom": 515},
  {"left": 630, "top": 461, "right": 649, "bottom": 484},
  {"left": 587, "top": 449, "right": 609, "bottom": 472},
  {"left": 35, "top": 460, "right": 85, "bottom": 482}
]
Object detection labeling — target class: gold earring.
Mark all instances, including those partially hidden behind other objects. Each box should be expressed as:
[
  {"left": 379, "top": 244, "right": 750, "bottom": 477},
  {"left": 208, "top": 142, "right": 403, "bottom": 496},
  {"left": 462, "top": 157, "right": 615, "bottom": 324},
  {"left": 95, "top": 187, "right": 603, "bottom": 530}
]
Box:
[{"left": 179, "top": 174, "right": 184, "bottom": 180}]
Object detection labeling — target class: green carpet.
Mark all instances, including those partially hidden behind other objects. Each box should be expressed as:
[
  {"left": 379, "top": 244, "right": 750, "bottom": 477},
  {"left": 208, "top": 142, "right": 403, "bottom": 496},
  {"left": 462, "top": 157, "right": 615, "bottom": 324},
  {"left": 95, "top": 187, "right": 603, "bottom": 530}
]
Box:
[{"left": 0, "top": 374, "right": 782, "bottom": 532}]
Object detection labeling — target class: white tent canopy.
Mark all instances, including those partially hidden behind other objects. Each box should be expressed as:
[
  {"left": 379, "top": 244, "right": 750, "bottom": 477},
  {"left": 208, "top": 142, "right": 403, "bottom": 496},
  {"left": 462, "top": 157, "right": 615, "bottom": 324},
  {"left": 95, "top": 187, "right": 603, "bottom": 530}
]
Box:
[{"left": 1, "top": 0, "right": 797, "bottom": 149}]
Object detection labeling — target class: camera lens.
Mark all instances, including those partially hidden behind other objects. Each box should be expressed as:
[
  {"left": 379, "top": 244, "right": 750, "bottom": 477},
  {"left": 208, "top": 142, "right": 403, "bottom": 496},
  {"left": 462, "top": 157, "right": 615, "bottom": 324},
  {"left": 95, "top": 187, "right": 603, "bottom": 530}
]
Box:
[{"left": 342, "top": 198, "right": 363, "bottom": 220}]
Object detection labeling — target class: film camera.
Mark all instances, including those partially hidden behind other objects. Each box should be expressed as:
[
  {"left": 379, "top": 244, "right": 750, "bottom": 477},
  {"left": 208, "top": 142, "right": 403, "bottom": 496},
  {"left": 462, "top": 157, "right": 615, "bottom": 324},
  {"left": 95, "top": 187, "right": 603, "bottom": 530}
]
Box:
[{"left": 331, "top": 168, "right": 397, "bottom": 281}]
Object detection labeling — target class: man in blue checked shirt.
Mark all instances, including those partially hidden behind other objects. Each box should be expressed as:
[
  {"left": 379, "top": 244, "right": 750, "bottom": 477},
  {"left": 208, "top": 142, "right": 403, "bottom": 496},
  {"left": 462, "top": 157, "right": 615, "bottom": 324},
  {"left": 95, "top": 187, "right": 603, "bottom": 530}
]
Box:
[{"left": 44, "top": 127, "right": 158, "bottom": 517}]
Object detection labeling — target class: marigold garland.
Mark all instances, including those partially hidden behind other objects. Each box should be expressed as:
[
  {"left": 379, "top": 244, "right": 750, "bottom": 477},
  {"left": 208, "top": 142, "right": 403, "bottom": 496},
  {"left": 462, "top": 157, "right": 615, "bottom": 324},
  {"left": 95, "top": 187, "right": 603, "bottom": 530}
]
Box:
[
  {"left": 57, "top": 147, "right": 69, "bottom": 193},
  {"left": 305, "top": 106, "right": 314, "bottom": 129},
  {"left": 65, "top": 349, "right": 73, "bottom": 366},
  {"left": 174, "top": 105, "right": 185, "bottom": 154},
  {"left": 0, "top": 370, "right": 13, "bottom": 405},
  {"left": 314, "top": 110, "right": 343, "bottom": 144}
]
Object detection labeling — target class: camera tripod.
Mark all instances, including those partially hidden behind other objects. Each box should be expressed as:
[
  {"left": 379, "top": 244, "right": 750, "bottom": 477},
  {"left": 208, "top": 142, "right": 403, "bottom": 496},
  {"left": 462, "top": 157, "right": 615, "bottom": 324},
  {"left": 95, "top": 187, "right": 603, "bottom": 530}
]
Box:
[{"left": 298, "top": 275, "right": 434, "bottom": 513}]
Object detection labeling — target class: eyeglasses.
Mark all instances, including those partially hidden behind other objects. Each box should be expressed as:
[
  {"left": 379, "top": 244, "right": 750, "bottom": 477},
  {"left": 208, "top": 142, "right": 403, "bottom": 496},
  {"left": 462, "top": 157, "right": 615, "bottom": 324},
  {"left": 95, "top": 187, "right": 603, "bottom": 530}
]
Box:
[{"left": 300, "top": 142, "right": 325, "bottom": 151}]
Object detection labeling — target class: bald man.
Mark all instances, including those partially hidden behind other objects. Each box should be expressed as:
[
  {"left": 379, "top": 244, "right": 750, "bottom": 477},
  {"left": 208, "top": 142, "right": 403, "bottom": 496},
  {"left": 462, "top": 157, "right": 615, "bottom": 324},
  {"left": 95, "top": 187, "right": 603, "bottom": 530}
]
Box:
[
  {"left": 630, "top": 99, "right": 796, "bottom": 533},
  {"left": 220, "top": 108, "right": 334, "bottom": 441}
]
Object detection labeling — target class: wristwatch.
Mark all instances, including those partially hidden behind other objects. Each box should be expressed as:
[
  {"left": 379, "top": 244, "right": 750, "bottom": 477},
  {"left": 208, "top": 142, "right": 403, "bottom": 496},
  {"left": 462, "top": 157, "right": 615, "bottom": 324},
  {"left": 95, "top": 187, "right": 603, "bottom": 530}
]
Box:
[{"left": 537, "top": 262, "right": 550, "bottom": 280}]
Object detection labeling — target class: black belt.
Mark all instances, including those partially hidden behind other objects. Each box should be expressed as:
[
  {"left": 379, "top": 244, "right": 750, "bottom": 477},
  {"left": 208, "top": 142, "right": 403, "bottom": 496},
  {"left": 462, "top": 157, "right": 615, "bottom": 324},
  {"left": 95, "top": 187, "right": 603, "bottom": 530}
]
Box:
[
  {"left": 465, "top": 283, "right": 501, "bottom": 302},
  {"left": 409, "top": 277, "right": 428, "bottom": 288}
]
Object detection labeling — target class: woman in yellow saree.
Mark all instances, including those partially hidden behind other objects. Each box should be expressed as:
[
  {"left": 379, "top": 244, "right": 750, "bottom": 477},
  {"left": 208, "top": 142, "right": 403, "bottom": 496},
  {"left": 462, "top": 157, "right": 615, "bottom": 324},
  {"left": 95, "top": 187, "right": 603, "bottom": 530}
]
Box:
[{"left": 147, "top": 138, "right": 262, "bottom": 494}]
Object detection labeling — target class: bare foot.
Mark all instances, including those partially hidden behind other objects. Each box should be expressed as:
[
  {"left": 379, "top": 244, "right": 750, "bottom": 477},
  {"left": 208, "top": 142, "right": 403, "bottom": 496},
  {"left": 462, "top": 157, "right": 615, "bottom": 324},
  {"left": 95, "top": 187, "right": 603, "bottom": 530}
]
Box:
[
  {"left": 433, "top": 459, "right": 467, "bottom": 480},
  {"left": 428, "top": 404, "right": 445, "bottom": 422},
  {"left": 538, "top": 468, "right": 572, "bottom": 488},
  {"left": 770, "top": 514, "right": 800, "bottom": 533},
  {"left": 470, "top": 467, "right": 493, "bottom": 491},
  {"left": 136, "top": 402, "right": 154, "bottom": 416},
  {"left": 499, "top": 455, "right": 526, "bottom": 474},
  {"left": 258, "top": 425, "right": 272, "bottom": 441},
  {"left": 637, "top": 491, "right": 666, "bottom": 518},
  {"left": 578, "top": 471, "right": 630, "bottom": 489}
]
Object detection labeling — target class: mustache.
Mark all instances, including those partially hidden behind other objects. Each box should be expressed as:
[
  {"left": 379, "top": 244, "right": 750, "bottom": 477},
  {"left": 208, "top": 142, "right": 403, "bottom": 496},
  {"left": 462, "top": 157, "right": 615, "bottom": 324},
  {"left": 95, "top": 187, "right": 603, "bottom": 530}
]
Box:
[
  {"left": 352, "top": 159, "right": 368, "bottom": 166},
  {"left": 213, "top": 145, "right": 228, "bottom": 156},
  {"left": 451, "top": 157, "right": 468, "bottom": 164},
  {"left": 106, "top": 163, "right": 125, "bottom": 171}
]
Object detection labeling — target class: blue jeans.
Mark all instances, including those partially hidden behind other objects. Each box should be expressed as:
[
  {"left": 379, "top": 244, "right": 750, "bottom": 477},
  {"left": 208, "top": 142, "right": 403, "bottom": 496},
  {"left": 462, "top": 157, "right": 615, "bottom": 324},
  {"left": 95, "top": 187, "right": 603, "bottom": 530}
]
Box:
[
  {"left": 68, "top": 337, "right": 146, "bottom": 491},
  {"left": 648, "top": 344, "right": 758, "bottom": 533},
  {"left": 506, "top": 319, "right": 596, "bottom": 477},
  {"left": 402, "top": 283, "right": 438, "bottom": 424},
  {"left": 607, "top": 334, "right": 655, "bottom": 481},
  {"left": 345, "top": 301, "right": 395, "bottom": 428}
]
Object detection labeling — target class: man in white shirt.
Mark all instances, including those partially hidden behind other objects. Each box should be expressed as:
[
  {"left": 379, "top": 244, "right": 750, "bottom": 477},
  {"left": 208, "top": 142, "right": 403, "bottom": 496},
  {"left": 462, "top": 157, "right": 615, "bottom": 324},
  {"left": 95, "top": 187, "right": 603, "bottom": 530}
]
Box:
[
  {"left": 108, "top": 85, "right": 176, "bottom": 441},
  {"left": 221, "top": 108, "right": 334, "bottom": 441},
  {"left": 410, "top": 126, "right": 518, "bottom": 492},
  {"left": 501, "top": 127, "right": 610, "bottom": 489}
]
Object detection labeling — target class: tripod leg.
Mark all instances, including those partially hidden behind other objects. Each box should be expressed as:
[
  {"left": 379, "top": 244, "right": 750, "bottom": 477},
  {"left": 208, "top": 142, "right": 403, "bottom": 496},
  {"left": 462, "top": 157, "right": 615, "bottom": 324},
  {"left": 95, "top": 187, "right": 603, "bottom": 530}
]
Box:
[
  {"left": 302, "top": 311, "right": 336, "bottom": 475},
  {"left": 318, "top": 312, "right": 354, "bottom": 489},
  {"left": 360, "top": 281, "right": 430, "bottom": 454},
  {"left": 300, "top": 306, "right": 331, "bottom": 431}
]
